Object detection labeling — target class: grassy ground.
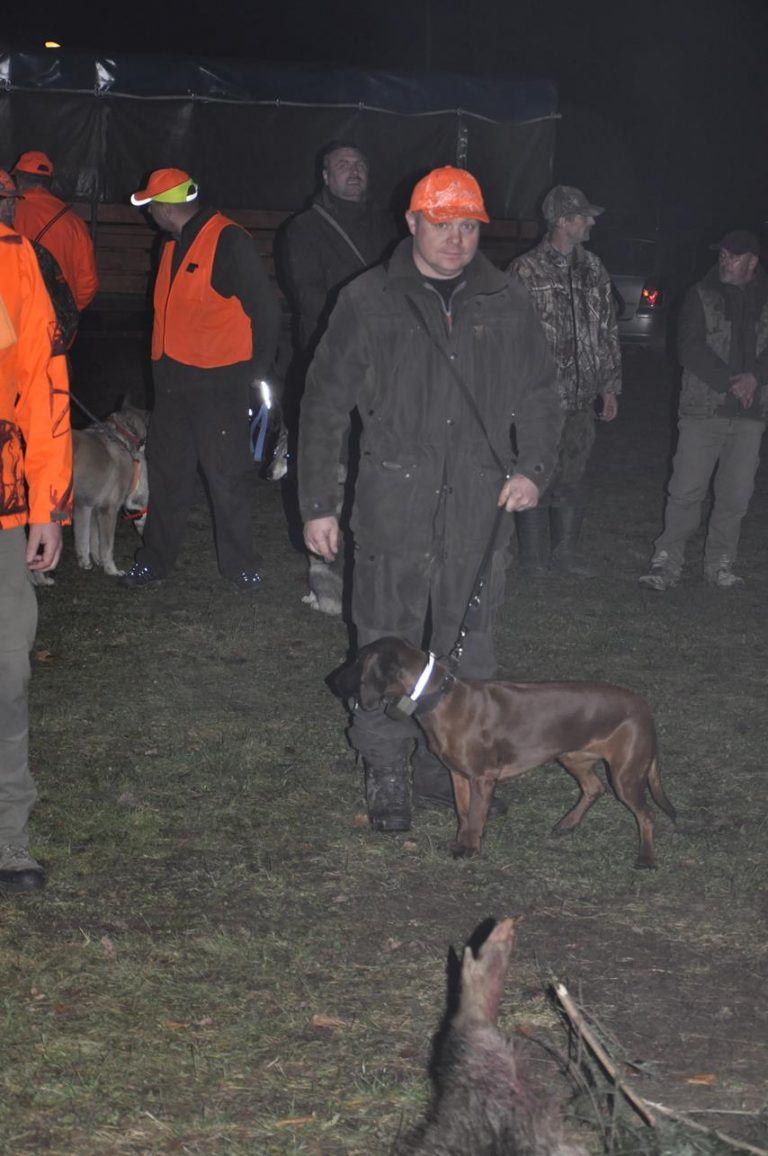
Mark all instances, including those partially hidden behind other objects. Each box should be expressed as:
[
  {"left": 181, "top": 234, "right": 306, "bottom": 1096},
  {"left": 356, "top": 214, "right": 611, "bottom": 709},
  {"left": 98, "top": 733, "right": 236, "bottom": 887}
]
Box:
[{"left": 1, "top": 347, "right": 766, "bottom": 1154}]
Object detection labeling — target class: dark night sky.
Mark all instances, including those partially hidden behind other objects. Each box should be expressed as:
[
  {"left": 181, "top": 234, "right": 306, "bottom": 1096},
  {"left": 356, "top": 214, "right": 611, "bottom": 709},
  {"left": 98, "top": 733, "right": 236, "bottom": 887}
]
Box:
[{"left": 6, "top": 0, "right": 768, "bottom": 228}]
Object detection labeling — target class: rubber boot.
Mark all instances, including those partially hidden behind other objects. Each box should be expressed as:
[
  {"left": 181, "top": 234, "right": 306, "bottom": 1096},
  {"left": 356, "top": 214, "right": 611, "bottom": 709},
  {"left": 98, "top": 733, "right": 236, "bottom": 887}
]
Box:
[
  {"left": 412, "top": 752, "right": 508, "bottom": 819},
  {"left": 514, "top": 508, "right": 550, "bottom": 578},
  {"left": 549, "top": 506, "right": 597, "bottom": 578},
  {"left": 364, "top": 756, "right": 412, "bottom": 832}
]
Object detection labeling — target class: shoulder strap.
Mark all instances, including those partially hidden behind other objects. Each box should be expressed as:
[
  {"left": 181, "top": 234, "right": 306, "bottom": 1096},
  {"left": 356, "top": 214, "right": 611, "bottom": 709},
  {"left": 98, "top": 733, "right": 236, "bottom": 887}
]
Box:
[
  {"left": 312, "top": 204, "right": 367, "bottom": 267},
  {"left": 404, "top": 295, "right": 511, "bottom": 479},
  {"left": 33, "top": 202, "right": 74, "bottom": 246}
]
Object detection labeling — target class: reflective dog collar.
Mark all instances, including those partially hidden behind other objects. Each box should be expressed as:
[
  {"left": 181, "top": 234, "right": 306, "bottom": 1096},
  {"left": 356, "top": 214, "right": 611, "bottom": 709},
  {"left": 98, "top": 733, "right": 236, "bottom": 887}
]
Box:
[
  {"left": 409, "top": 652, "right": 436, "bottom": 703},
  {"left": 385, "top": 651, "right": 441, "bottom": 721}
]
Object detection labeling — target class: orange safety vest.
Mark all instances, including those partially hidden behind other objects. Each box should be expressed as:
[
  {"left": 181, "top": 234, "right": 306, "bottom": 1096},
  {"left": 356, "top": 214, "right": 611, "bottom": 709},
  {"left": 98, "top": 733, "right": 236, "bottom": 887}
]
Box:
[
  {"left": 0, "top": 224, "right": 72, "bottom": 529},
  {"left": 151, "top": 213, "right": 253, "bottom": 368}
]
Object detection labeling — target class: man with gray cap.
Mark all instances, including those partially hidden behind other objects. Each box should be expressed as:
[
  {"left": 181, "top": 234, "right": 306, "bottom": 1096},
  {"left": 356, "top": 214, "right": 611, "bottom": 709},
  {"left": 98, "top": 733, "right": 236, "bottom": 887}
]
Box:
[
  {"left": 509, "top": 185, "right": 621, "bottom": 578},
  {"left": 639, "top": 229, "right": 768, "bottom": 591}
]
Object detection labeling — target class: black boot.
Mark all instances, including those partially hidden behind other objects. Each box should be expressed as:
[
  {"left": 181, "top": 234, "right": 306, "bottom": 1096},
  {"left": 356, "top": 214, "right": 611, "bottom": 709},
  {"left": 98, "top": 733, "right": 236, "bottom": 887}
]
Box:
[
  {"left": 549, "top": 506, "right": 597, "bottom": 578},
  {"left": 364, "top": 756, "right": 412, "bottom": 832},
  {"left": 413, "top": 755, "right": 508, "bottom": 819},
  {"left": 514, "top": 508, "right": 550, "bottom": 578}
]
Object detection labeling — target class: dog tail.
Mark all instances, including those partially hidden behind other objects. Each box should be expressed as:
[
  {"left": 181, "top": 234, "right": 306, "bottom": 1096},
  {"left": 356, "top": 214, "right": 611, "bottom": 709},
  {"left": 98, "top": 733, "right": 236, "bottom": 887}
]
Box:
[{"left": 648, "top": 757, "right": 676, "bottom": 823}]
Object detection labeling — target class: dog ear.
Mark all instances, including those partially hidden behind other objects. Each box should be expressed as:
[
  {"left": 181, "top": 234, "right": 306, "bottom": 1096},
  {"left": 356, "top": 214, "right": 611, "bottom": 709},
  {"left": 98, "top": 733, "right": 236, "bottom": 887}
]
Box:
[
  {"left": 327, "top": 655, "right": 362, "bottom": 703},
  {"left": 358, "top": 651, "right": 390, "bottom": 710}
]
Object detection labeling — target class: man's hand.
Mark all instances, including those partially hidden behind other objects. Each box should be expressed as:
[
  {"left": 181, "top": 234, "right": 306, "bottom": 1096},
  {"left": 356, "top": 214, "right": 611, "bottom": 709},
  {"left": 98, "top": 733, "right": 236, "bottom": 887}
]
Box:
[
  {"left": 304, "top": 516, "right": 340, "bottom": 562},
  {"left": 730, "top": 372, "right": 757, "bottom": 409},
  {"left": 497, "top": 474, "right": 539, "bottom": 513},
  {"left": 26, "top": 523, "right": 63, "bottom": 572},
  {"left": 600, "top": 392, "right": 619, "bottom": 421}
]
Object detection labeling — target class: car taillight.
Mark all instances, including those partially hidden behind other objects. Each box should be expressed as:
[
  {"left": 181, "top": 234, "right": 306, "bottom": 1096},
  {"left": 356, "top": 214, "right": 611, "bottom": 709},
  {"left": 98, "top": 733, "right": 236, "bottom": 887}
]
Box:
[{"left": 637, "top": 283, "right": 663, "bottom": 314}]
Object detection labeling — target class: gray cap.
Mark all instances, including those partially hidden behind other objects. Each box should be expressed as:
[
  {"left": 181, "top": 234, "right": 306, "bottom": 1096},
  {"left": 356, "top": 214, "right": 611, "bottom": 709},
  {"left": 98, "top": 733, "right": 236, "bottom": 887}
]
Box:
[{"left": 542, "top": 185, "right": 604, "bottom": 223}]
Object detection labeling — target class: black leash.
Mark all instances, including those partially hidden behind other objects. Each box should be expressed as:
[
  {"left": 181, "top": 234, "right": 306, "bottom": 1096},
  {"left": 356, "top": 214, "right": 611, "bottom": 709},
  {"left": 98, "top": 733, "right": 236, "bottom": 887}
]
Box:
[
  {"left": 70, "top": 392, "right": 144, "bottom": 457},
  {"left": 403, "top": 295, "right": 513, "bottom": 674},
  {"left": 445, "top": 502, "right": 507, "bottom": 674}
]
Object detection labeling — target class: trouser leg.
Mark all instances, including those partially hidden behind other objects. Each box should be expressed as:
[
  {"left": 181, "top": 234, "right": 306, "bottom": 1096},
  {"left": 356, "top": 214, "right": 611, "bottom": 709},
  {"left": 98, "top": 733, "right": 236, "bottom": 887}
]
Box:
[
  {"left": 194, "top": 382, "right": 259, "bottom": 578},
  {"left": 514, "top": 508, "right": 550, "bottom": 577},
  {"left": 546, "top": 411, "right": 597, "bottom": 576},
  {"left": 348, "top": 546, "right": 431, "bottom": 768},
  {"left": 0, "top": 528, "right": 39, "bottom": 848},
  {"left": 654, "top": 417, "right": 727, "bottom": 569},
  {"left": 137, "top": 383, "right": 199, "bottom": 576},
  {"left": 705, "top": 418, "right": 764, "bottom": 566}
]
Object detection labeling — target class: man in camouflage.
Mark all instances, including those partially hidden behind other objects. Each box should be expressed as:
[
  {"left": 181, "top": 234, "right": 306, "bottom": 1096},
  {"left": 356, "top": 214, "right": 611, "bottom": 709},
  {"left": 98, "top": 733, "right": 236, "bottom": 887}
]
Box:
[{"left": 509, "top": 185, "right": 621, "bottom": 577}]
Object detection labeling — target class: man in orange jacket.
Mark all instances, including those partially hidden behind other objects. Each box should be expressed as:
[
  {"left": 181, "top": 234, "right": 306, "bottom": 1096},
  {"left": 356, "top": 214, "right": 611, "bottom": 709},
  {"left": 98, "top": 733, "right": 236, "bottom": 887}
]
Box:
[
  {"left": 12, "top": 150, "right": 99, "bottom": 317},
  {"left": 122, "top": 168, "right": 280, "bottom": 591},
  {"left": 0, "top": 181, "right": 72, "bottom": 892}
]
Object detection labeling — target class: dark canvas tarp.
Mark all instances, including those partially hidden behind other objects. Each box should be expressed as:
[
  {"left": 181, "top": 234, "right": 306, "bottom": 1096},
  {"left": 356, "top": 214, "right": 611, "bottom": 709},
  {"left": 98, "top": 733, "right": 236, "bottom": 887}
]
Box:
[{"left": 0, "top": 51, "right": 557, "bottom": 218}]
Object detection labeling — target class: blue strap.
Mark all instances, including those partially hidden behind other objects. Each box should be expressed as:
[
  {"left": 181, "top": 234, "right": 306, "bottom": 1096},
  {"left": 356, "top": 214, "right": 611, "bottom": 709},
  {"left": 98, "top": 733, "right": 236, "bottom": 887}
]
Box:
[{"left": 249, "top": 403, "right": 270, "bottom": 462}]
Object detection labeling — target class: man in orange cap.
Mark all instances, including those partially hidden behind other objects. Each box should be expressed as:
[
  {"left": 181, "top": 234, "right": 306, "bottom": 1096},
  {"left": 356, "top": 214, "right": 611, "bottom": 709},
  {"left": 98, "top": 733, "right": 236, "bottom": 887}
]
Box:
[
  {"left": 0, "top": 177, "right": 72, "bottom": 891},
  {"left": 12, "top": 150, "right": 99, "bottom": 323},
  {"left": 122, "top": 168, "right": 280, "bottom": 591},
  {"left": 300, "top": 166, "right": 561, "bottom": 830}
]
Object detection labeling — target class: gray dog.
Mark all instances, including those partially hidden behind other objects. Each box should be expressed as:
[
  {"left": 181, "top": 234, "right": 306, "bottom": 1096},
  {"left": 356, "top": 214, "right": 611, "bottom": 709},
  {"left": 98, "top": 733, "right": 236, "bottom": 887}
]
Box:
[{"left": 72, "top": 404, "right": 149, "bottom": 577}]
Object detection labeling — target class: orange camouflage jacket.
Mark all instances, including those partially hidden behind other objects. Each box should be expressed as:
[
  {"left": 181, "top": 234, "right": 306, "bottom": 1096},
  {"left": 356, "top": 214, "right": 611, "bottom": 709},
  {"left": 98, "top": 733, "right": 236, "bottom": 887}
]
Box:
[{"left": 0, "top": 223, "right": 72, "bottom": 529}]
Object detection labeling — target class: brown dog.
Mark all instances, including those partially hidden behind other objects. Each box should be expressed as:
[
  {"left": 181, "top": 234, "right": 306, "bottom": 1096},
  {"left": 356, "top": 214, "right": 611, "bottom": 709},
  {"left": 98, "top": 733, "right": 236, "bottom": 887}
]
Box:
[{"left": 338, "top": 636, "right": 676, "bottom": 866}]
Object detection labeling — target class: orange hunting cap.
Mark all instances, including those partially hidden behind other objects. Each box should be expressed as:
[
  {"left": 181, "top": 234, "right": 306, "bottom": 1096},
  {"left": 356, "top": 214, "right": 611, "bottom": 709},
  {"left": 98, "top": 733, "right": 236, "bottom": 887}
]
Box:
[
  {"left": 130, "top": 168, "right": 199, "bottom": 207},
  {"left": 409, "top": 166, "right": 489, "bottom": 224},
  {"left": 13, "top": 151, "right": 54, "bottom": 177}
]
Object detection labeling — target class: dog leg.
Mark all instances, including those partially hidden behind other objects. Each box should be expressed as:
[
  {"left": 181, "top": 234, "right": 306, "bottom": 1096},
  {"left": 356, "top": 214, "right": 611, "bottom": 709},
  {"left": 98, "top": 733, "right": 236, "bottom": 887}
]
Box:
[
  {"left": 74, "top": 507, "right": 94, "bottom": 570},
  {"left": 607, "top": 754, "right": 658, "bottom": 869},
  {"left": 553, "top": 753, "right": 607, "bottom": 834},
  {"left": 450, "top": 770, "right": 496, "bottom": 858},
  {"left": 94, "top": 507, "right": 123, "bottom": 576}
]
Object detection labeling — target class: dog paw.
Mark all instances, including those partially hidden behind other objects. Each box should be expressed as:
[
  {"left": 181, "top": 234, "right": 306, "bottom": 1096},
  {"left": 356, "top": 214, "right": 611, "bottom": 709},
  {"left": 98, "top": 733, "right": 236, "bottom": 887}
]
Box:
[
  {"left": 301, "top": 592, "right": 319, "bottom": 607},
  {"left": 77, "top": 558, "right": 94, "bottom": 571},
  {"left": 315, "top": 598, "right": 342, "bottom": 616},
  {"left": 450, "top": 843, "right": 478, "bottom": 860}
]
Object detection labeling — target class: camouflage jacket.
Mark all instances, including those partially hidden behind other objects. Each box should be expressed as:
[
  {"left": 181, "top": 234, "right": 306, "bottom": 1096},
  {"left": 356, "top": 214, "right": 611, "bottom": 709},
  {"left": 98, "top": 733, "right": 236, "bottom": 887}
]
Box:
[
  {"left": 678, "top": 264, "right": 768, "bottom": 420},
  {"left": 509, "top": 239, "right": 621, "bottom": 412}
]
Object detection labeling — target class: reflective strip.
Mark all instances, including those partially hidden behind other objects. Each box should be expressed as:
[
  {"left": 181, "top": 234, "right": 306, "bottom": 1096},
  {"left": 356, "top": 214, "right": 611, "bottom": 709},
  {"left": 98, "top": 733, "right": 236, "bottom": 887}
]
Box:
[{"left": 409, "top": 652, "right": 436, "bottom": 702}]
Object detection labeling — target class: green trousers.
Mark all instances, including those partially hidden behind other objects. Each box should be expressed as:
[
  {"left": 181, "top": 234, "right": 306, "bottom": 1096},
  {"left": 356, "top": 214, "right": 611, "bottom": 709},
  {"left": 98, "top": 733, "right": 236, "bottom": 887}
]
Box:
[{"left": 0, "top": 528, "right": 39, "bottom": 847}]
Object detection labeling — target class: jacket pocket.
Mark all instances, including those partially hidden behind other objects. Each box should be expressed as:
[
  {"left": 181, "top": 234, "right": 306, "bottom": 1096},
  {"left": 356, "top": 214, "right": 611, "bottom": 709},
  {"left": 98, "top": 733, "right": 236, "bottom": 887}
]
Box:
[{"left": 352, "top": 452, "right": 431, "bottom": 552}]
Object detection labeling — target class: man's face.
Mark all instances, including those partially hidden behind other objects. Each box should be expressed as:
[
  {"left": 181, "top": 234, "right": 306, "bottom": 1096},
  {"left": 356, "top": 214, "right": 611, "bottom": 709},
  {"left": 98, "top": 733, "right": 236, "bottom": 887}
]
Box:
[
  {"left": 323, "top": 148, "right": 369, "bottom": 202},
  {"left": 405, "top": 211, "right": 480, "bottom": 280},
  {"left": 559, "top": 213, "right": 595, "bottom": 246},
  {"left": 719, "top": 248, "right": 758, "bottom": 286},
  {"left": 148, "top": 201, "right": 180, "bottom": 236}
]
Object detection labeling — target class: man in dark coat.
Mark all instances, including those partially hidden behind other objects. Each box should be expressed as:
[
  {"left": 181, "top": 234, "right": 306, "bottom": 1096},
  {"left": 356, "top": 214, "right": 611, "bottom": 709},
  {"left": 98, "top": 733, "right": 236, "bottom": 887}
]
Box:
[
  {"left": 282, "top": 142, "right": 398, "bottom": 616},
  {"left": 282, "top": 142, "right": 397, "bottom": 354},
  {"left": 639, "top": 229, "right": 768, "bottom": 591},
  {"left": 299, "top": 166, "right": 562, "bottom": 832}
]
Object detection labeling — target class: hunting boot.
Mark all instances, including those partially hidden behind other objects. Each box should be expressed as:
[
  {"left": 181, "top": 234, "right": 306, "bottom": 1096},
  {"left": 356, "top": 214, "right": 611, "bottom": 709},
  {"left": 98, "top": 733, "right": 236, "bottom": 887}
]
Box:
[
  {"left": 412, "top": 752, "right": 508, "bottom": 819},
  {"left": 549, "top": 506, "right": 597, "bottom": 578},
  {"left": 364, "top": 755, "right": 412, "bottom": 832},
  {"left": 514, "top": 508, "right": 550, "bottom": 578}
]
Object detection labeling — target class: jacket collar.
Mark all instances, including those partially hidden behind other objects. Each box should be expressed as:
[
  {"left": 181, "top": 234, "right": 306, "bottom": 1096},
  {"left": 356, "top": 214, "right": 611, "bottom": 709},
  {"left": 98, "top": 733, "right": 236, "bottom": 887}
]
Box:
[
  {"left": 536, "top": 236, "right": 586, "bottom": 268},
  {"left": 385, "top": 237, "right": 508, "bottom": 295}
]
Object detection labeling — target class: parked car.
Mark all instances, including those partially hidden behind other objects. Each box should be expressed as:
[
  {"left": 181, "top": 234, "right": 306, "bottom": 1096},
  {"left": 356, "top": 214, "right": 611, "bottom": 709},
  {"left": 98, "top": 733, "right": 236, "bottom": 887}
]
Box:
[{"left": 588, "top": 228, "right": 711, "bottom": 350}]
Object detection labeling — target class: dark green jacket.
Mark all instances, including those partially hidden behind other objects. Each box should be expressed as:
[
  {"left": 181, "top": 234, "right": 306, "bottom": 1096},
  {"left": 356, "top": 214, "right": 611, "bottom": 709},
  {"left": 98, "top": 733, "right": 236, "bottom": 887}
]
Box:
[
  {"left": 299, "top": 238, "right": 562, "bottom": 555},
  {"left": 678, "top": 264, "right": 768, "bottom": 419},
  {"left": 281, "top": 188, "right": 397, "bottom": 352}
]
